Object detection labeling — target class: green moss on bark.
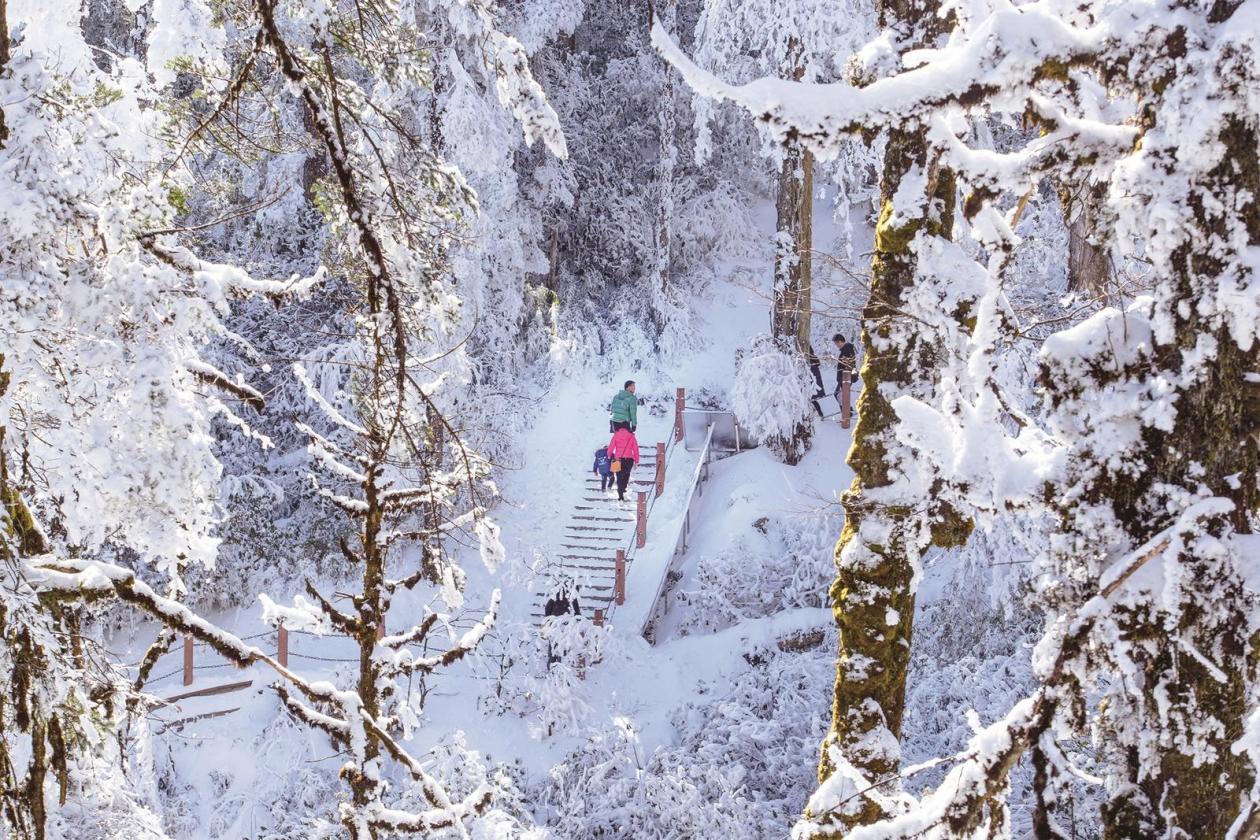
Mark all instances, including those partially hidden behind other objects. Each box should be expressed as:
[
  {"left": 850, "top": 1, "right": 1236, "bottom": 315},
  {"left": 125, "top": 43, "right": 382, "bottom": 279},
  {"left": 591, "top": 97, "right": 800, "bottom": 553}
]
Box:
[{"left": 808, "top": 124, "right": 968, "bottom": 836}]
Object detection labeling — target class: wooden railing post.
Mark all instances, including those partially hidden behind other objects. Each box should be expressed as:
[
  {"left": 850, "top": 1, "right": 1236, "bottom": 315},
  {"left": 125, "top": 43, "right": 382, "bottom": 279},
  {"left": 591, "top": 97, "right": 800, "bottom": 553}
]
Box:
[
  {"left": 674, "top": 388, "right": 685, "bottom": 443},
  {"left": 655, "top": 442, "right": 665, "bottom": 496},
  {"left": 840, "top": 370, "right": 852, "bottom": 429},
  {"left": 636, "top": 491, "right": 648, "bottom": 549},
  {"left": 593, "top": 608, "right": 604, "bottom": 627},
  {"left": 277, "top": 624, "right": 289, "bottom": 668},
  {"left": 183, "top": 636, "right": 194, "bottom": 686},
  {"left": 615, "top": 549, "right": 626, "bottom": 605}
]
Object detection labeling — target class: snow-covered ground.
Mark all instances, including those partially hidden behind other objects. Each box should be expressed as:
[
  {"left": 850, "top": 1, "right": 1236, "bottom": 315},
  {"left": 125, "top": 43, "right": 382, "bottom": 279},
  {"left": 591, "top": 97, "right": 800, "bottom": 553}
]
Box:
[
  {"left": 101, "top": 194, "right": 1014, "bottom": 839},
  {"left": 102, "top": 200, "right": 876, "bottom": 821}
]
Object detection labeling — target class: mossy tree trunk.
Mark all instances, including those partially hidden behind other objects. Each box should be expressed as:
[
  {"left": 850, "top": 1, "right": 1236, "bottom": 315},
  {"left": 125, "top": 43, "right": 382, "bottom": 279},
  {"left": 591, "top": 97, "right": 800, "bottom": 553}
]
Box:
[
  {"left": 1085, "top": 110, "right": 1260, "bottom": 839},
  {"left": 805, "top": 0, "right": 965, "bottom": 832},
  {"left": 0, "top": 356, "right": 69, "bottom": 840},
  {"left": 0, "top": 0, "right": 8, "bottom": 145},
  {"left": 771, "top": 38, "right": 814, "bottom": 465}
]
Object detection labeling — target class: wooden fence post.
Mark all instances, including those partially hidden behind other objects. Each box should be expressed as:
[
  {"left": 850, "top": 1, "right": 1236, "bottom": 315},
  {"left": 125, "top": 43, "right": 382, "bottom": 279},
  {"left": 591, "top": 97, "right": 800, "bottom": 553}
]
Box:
[
  {"left": 840, "top": 370, "right": 852, "bottom": 429},
  {"left": 655, "top": 442, "right": 665, "bottom": 496},
  {"left": 615, "top": 549, "right": 626, "bottom": 605},
  {"left": 636, "top": 491, "right": 647, "bottom": 549},
  {"left": 277, "top": 624, "right": 289, "bottom": 668},
  {"left": 183, "top": 636, "right": 194, "bottom": 687},
  {"left": 593, "top": 608, "right": 604, "bottom": 627},
  {"left": 675, "top": 388, "right": 685, "bottom": 443}
]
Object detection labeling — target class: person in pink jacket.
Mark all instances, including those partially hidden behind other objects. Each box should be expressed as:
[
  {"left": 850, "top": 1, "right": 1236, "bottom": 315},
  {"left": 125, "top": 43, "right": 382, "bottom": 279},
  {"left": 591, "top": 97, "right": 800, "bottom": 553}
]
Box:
[{"left": 606, "top": 427, "right": 640, "bottom": 501}]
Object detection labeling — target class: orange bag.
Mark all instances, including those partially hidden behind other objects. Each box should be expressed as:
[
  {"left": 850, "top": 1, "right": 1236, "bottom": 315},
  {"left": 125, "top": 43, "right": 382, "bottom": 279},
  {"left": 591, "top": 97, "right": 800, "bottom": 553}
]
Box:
[{"left": 610, "top": 459, "right": 622, "bottom": 473}]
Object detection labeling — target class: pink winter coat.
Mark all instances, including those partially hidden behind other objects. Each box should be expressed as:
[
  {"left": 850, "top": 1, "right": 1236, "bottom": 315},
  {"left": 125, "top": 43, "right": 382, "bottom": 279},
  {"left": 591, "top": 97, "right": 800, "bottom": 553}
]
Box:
[{"left": 607, "top": 429, "right": 640, "bottom": 465}]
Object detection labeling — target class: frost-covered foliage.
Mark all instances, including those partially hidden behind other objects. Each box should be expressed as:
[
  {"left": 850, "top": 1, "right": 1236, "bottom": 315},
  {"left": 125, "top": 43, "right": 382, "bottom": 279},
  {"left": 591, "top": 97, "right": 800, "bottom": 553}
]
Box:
[
  {"left": 688, "top": 0, "right": 876, "bottom": 171},
  {"left": 730, "top": 336, "right": 814, "bottom": 460},
  {"left": 541, "top": 640, "right": 833, "bottom": 840},
  {"left": 0, "top": 10, "right": 325, "bottom": 835},
  {"left": 659, "top": 0, "right": 1260, "bottom": 833},
  {"left": 485, "top": 616, "right": 619, "bottom": 739},
  {"left": 676, "top": 509, "right": 832, "bottom": 633}
]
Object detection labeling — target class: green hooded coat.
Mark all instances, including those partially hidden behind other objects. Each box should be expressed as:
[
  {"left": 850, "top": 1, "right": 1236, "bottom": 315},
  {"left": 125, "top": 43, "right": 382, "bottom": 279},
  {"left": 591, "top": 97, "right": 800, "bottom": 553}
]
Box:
[{"left": 610, "top": 389, "right": 637, "bottom": 425}]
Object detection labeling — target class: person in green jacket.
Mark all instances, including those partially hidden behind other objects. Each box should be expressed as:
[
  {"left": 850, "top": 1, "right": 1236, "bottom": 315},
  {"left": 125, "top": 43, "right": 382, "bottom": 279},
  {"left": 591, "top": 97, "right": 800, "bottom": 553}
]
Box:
[{"left": 609, "top": 380, "right": 638, "bottom": 432}]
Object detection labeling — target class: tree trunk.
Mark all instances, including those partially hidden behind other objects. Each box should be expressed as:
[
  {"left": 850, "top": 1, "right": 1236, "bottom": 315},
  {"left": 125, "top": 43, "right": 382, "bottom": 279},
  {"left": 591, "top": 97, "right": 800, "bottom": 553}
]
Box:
[
  {"left": 1059, "top": 180, "right": 1111, "bottom": 301},
  {"left": 655, "top": 0, "right": 676, "bottom": 297},
  {"left": 770, "top": 37, "right": 813, "bottom": 466},
  {"left": 1090, "top": 109, "right": 1260, "bottom": 839},
  {"left": 805, "top": 0, "right": 962, "bottom": 830},
  {"left": 808, "top": 129, "right": 960, "bottom": 835},
  {"left": 773, "top": 143, "right": 813, "bottom": 354},
  {"left": 1, "top": 0, "right": 9, "bottom": 146}
]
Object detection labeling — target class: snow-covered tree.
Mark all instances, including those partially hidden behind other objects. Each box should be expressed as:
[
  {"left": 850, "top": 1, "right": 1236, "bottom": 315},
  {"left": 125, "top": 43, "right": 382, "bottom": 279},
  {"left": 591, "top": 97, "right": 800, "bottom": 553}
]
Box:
[
  {"left": 659, "top": 1, "right": 977, "bottom": 829},
  {"left": 657, "top": 0, "right": 1260, "bottom": 834},
  {"left": 689, "top": 0, "right": 875, "bottom": 462},
  {"left": 2, "top": 0, "right": 567, "bottom": 833},
  {"left": 0, "top": 5, "right": 320, "bottom": 831}
]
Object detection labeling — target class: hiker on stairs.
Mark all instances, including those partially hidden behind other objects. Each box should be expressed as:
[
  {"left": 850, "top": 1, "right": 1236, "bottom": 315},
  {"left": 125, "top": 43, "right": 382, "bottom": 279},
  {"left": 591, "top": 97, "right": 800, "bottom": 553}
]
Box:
[
  {"left": 593, "top": 445, "right": 614, "bottom": 491},
  {"left": 606, "top": 426, "right": 640, "bottom": 502},
  {"left": 609, "top": 380, "right": 638, "bottom": 433}
]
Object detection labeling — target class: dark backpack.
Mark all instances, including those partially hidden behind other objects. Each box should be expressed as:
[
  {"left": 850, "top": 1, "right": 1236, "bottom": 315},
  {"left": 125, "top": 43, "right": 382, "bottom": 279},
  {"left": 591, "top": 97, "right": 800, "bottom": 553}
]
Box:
[{"left": 593, "top": 447, "right": 612, "bottom": 476}]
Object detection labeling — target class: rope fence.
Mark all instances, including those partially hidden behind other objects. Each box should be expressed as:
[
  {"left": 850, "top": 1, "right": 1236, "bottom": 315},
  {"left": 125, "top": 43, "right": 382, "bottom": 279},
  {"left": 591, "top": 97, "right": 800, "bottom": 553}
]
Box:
[{"left": 116, "top": 612, "right": 480, "bottom": 691}]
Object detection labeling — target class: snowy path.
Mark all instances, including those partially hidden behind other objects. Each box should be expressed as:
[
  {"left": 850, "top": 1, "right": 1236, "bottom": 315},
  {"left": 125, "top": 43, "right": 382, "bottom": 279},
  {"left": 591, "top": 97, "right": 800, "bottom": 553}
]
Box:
[{"left": 527, "top": 444, "right": 661, "bottom": 619}]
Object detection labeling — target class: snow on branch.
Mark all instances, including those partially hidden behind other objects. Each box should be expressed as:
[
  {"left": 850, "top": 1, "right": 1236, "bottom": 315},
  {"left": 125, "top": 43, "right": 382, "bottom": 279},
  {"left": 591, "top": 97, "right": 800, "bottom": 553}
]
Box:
[
  {"left": 23, "top": 554, "right": 490, "bottom": 834},
  {"left": 145, "top": 239, "right": 326, "bottom": 311},
  {"left": 292, "top": 363, "right": 367, "bottom": 435},
  {"left": 434, "top": 0, "right": 569, "bottom": 158},
  {"left": 378, "top": 590, "right": 499, "bottom": 676},
  {"left": 651, "top": 8, "right": 1106, "bottom": 159},
  {"left": 185, "top": 359, "right": 266, "bottom": 411}
]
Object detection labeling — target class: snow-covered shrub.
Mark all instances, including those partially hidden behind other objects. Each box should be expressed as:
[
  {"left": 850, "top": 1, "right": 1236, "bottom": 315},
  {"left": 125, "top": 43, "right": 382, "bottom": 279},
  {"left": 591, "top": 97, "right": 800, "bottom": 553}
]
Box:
[
  {"left": 540, "top": 640, "right": 833, "bottom": 839},
  {"left": 398, "top": 734, "right": 547, "bottom": 839},
  {"left": 677, "top": 509, "right": 833, "bottom": 634},
  {"left": 484, "top": 617, "right": 619, "bottom": 739},
  {"left": 730, "top": 335, "right": 815, "bottom": 460},
  {"left": 540, "top": 720, "right": 750, "bottom": 840}
]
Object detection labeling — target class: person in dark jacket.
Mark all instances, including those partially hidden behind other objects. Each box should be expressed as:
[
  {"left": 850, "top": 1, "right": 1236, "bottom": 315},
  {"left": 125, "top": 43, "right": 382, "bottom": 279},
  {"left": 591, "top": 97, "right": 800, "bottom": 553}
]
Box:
[
  {"left": 593, "top": 446, "right": 613, "bottom": 491},
  {"left": 609, "top": 380, "right": 638, "bottom": 432},
  {"left": 544, "top": 584, "right": 580, "bottom": 618},
  {"left": 832, "top": 333, "right": 857, "bottom": 395},
  {"left": 544, "top": 578, "right": 580, "bottom": 667},
  {"left": 806, "top": 344, "right": 826, "bottom": 398}
]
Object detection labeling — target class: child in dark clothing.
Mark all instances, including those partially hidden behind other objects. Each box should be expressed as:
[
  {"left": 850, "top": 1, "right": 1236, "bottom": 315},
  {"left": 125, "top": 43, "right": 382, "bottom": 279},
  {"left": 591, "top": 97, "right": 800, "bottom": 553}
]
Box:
[{"left": 593, "top": 446, "right": 613, "bottom": 491}]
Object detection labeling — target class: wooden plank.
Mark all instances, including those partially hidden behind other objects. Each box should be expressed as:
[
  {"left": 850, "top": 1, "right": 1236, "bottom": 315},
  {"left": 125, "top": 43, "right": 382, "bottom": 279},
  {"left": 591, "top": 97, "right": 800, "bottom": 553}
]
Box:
[
  {"left": 158, "top": 706, "right": 242, "bottom": 733},
  {"left": 163, "top": 678, "right": 254, "bottom": 704}
]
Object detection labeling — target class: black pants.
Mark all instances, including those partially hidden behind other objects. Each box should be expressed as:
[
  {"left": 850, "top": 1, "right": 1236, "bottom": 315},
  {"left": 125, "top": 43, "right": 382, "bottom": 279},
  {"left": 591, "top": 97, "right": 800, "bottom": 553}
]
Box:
[
  {"left": 615, "top": 459, "right": 634, "bottom": 499},
  {"left": 611, "top": 420, "right": 631, "bottom": 432},
  {"left": 600, "top": 471, "right": 613, "bottom": 490}
]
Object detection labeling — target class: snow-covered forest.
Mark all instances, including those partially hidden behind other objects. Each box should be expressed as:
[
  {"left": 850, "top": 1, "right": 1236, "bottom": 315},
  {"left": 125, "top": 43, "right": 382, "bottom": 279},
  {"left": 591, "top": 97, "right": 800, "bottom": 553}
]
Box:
[{"left": 3, "top": 0, "right": 1259, "bottom": 835}]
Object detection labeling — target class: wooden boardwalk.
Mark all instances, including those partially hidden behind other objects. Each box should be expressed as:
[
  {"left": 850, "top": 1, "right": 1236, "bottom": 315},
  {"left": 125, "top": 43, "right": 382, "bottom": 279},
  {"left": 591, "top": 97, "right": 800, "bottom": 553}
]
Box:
[{"left": 532, "top": 446, "right": 664, "bottom": 622}]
